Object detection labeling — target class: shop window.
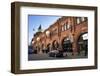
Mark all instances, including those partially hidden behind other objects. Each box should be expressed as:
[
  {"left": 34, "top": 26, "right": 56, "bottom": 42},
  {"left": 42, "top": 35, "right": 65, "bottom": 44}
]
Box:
[
  {"left": 77, "top": 33, "right": 88, "bottom": 56},
  {"left": 62, "top": 37, "right": 72, "bottom": 52}
]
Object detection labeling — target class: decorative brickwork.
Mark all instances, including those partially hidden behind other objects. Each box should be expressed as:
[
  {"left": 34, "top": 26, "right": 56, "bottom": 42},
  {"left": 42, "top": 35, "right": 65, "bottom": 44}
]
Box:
[{"left": 32, "top": 16, "right": 88, "bottom": 55}]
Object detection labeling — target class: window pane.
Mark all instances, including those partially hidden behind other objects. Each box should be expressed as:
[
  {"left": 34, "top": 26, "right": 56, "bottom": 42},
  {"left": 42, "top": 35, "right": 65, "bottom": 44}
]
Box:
[
  {"left": 77, "top": 18, "right": 80, "bottom": 24},
  {"left": 64, "top": 24, "right": 67, "bottom": 30},
  {"left": 67, "top": 24, "right": 70, "bottom": 29},
  {"left": 62, "top": 26, "right": 64, "bottom": 31},
  {"left": 81, "top": 17, "right": 85, "bottom": 21}
]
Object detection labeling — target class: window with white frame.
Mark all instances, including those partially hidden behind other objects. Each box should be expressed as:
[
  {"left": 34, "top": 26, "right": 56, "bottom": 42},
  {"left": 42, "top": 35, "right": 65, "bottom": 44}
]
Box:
[
  {"left": 81, "top": 17, "right": 85, "bottom": 22},
  {"left": 67, "top": 24, "right": 70, "bottom": 29},
  {"left": 62, "top": 26, "right": 64, "bottom": 31},
  {"left": 64, "top": 24, "right": 67, "bottom": 30},
  {"left": 77, "top": 17, "right": 80, "bottom": 24}
]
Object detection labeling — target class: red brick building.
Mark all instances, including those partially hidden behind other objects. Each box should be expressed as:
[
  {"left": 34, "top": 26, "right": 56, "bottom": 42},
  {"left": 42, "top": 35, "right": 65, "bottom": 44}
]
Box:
[{"left": 32, "top": 16, "right": 88, "bottom": 55}]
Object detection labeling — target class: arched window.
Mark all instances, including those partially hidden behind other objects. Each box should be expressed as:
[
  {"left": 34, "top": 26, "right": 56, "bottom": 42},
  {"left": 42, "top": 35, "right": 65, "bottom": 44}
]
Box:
[
  {"left": 62, "top": 37, "right": 72, "bottom": 52},
  {"left": 77, "top": 17, "right": 81, "bottom": 24},
  {"left": 77, "top": 33, "right": 88, "bottom": 56},
  {"left": 62, "top": 26, "right": 64, "bottom": 31},
  {"left": 81, "top": 17, "right": 85, "bottom": 22},
  {"left": 46, "top": 43, "right": 51, "bottom": 53},
  {"left": 52, "top": 40, "right": 59, "bottom": 50}
]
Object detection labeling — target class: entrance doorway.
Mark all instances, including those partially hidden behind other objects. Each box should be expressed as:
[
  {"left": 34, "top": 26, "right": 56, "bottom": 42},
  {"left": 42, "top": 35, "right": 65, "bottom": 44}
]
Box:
[
  {"left": 62, "top": 37, "right": 72, "bottom": 52},
  {"left": 77, "top": 33, "right": 88, "bottom": 56}
]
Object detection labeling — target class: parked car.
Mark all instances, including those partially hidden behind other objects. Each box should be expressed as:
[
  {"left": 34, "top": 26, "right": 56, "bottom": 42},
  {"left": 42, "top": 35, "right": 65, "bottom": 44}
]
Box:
[
  {"left": 48, "top": 50, "right": 59, "bottom": 57},
  {"left": 28, "top": 48, "right": 38, "bottom": 54},
  {"left": 48, "top": 49, "right": 64, "bottom": 57},
  {"left": 56, "top": 51, "right": 64, "bottom": 57},
  {"left": 28, "top": 48, "right": 34, "bottom": 54},
  {"left": 56, "top": 48, "right": 64, "bottom": 57},
  {"left": 33, "top": 49, "right": 37, "bottom": 54}
]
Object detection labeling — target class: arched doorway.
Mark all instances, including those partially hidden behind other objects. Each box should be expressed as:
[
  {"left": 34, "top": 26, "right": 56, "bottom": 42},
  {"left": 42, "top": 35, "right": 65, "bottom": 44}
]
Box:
[
  {"left": 41, "top": 44, "right": 45, "bottom": 53},
  {"left": 46, "top": 44, "right": 51, "bottom": 53},
  {"left": 62, "top": 37, "right": 72, "bottom": 52},
  {"left": 52, "top": 40, "right": 59, "bottom": 50},
  {"left": 77, "top": 32, "right": 88, "bottom": 56}
]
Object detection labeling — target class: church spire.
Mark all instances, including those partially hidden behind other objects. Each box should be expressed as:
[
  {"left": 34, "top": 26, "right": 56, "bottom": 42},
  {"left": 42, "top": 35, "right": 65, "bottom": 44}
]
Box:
[{"left": 38, "top": 24, "right": 42, "bottom": 32}]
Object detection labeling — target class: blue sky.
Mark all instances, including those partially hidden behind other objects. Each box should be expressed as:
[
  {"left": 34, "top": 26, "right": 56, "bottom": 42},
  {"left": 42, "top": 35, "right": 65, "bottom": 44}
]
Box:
[{"left": 28, "top": 15, "right": 61, "bottom": 44}]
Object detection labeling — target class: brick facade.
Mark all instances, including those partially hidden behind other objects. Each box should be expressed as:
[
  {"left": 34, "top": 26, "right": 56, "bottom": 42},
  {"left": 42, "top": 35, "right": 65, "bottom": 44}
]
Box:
[{"left": 32, "top": 16, "right": 88, "bottom": 55}]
